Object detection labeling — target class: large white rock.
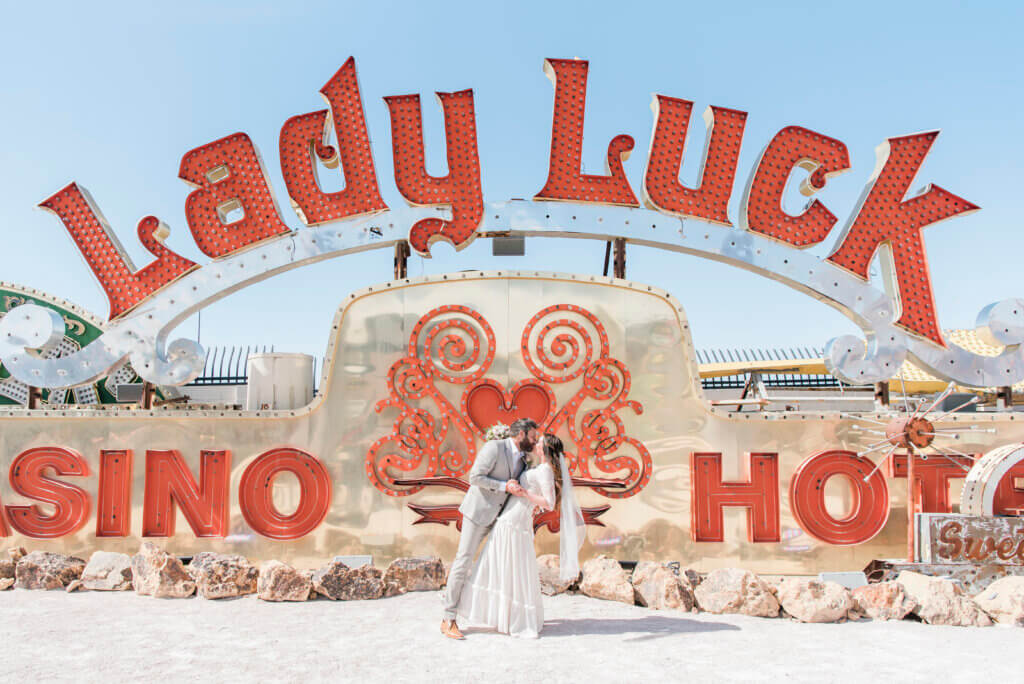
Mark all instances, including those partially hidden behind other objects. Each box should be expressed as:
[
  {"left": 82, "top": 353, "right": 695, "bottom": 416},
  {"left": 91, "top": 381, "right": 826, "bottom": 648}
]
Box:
[
  {"left": 537, "top": 554, "right": 574, "bottom": 596},
  {"left": 189, "top": 552, "right": 258, "bottom": 600},
  {"left": 896, "top": 571, "right": 991, "bottom": 627},
  {"left": 81, "top": 551, "right": 133, "bottom": 591},
  {"left": 694, "top": 568, "right": 780, "bottom": 617},
  {"left": 850, "top": 581, "right": 914, "bottom": 621},
  {"left": 580, "top": 556, "right": 634, "bottom": 604},
  {"left": 631, "top": 561, "right": 694, "bottom": 611},
  {"left": 312, "top": 560, "right": 384, "bottom": 601},
  {"left": 15, "top": 551, "right": 85, "bottom": 590},
  {"left": 131, "top": 542, "right": 196, "bottom": 598},
  {"left": 381, "top": 557, "right": 445, "bottom": 594},
  {"left": 974, "top": 576, "right": 1024, "bottom": 626},
  {"left": 775, "top": 578, "right": 852, "bottom": 623},
  {"left": 257, "top": 561, "right": 312, "bottom": 602}
]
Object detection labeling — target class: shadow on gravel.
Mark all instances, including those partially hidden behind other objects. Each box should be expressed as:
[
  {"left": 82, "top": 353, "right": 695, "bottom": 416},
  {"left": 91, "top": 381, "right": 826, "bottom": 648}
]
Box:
[{"left": 542, "top": 615, "right": 740, "bottom": 641}]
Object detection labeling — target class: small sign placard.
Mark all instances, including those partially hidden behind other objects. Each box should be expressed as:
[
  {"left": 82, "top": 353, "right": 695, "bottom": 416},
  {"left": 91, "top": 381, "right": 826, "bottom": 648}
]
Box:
[{"left": 918, "top": 513, "right": 1024, "bottom": 565}]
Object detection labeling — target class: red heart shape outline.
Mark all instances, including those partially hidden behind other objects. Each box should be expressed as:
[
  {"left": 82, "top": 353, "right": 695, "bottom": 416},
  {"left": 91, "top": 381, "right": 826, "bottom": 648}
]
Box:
[{"left": 462, "top": 379, "right": 554, "bottom": 437}]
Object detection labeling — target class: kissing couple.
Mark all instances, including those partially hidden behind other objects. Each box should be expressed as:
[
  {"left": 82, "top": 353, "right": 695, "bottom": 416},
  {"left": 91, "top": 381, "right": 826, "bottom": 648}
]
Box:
[{"left": 441, "top": 418, "right": 585, "bottom": 639}]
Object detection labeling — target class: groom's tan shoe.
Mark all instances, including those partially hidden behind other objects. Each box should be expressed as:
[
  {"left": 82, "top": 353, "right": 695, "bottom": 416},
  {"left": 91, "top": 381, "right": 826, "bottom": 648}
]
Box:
[{"left": 441, "top": 619, "right": 465, "bottom": 640}]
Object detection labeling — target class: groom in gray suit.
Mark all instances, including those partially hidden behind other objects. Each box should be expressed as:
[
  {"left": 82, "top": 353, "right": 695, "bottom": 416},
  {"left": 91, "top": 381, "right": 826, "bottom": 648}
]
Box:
[{"left": 441, "top": 417, "right": 539, "bottom": 639}]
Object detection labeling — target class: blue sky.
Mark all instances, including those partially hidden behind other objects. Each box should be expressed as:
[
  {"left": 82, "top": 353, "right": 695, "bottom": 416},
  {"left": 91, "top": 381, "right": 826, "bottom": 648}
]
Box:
[{"left": 0, "top": 0, "right": 1021, "bottom": 361}]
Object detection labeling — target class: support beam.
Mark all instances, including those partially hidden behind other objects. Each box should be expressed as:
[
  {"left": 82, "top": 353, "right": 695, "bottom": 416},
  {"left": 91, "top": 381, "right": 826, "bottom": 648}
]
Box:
[
  {"left": 874, "top": 381, "right": 890, "bottom": 410},
  {"left": 140, "top": 382, "right": 156, "bottom": 410},
  {"left": 907, "top": 444, "right": 918, "bottom": 563},
  {"left": 393, "top": 240, "right": 410, "bottom": 280},
  {"left": 27, "top": 386, "right": 42, "bottom": 410},
  {"left": 613, "top": 237, "right": 626, "bottom": 279},
  {"left": 997, "top": 385, "right": 1013, "bottom": 410}
]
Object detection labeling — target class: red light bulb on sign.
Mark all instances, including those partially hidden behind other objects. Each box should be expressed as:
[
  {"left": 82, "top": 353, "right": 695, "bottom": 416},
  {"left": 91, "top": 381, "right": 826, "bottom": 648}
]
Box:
[
  {"left": 535, "top": 58, "right": 639, "bottom": 207},
  {"left": 279, "top": 57, "right": 388, "bottom": 225},
  {"left": 384, "top": 90, "right": 484, "bottom": 256},
  {"left": 743, "top": 126, "right": 851, "bottom": 247},
  {"left": 644, "top": 96, "right": 748, "bottom": 226},
  {"left": 179, "top": 132, "right": 292, "bottom": 259},
  {"left": 39, "top": 183, "right": 198, "bottom": 320},
  {"left": 827, "top": 132, "right": 980, "bottom": 347}
]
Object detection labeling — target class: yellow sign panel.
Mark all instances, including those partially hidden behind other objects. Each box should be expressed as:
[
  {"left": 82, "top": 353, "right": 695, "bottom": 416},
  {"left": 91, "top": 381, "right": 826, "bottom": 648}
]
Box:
[{"left": 1, "top": 273, "right": 1020, "bottom": 572}]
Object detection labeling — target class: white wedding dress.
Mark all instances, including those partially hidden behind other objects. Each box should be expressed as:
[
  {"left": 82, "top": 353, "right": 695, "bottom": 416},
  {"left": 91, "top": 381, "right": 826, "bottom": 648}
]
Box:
[{"left": 456, "top": 463, "right": 556, "bottom": 638}]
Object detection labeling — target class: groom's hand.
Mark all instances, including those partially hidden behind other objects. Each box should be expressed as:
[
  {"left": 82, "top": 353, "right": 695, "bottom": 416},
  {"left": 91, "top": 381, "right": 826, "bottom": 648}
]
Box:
[{"left": 506, "top": 480, "right": 525, "bottom": 496}]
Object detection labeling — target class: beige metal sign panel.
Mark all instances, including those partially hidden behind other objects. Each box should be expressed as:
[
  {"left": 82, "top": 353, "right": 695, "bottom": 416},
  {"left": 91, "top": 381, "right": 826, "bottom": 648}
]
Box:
[{"left": 1, "top": 272, "right": 1022, "bottom": 572}]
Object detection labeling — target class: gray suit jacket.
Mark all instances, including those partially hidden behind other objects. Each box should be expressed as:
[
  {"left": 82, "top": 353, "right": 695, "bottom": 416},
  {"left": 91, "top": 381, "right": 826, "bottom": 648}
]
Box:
[{"left": 459, "top": 437, "right": 527, "bottom": 527}]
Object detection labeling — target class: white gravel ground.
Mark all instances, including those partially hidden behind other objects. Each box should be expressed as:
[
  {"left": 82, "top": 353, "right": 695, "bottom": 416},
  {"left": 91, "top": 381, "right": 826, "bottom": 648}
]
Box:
[{"left": 0, "top": 589, "right": 1018, "bottom": 683}]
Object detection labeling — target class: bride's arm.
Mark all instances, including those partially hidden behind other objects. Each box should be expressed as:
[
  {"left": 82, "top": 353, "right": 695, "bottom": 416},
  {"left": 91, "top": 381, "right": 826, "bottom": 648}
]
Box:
[
  {"left": 522, "top": 489, "right": 553, "bottom": 512},
  {"left": 523, "top": 466, "right": 556, "bottom": 512}
]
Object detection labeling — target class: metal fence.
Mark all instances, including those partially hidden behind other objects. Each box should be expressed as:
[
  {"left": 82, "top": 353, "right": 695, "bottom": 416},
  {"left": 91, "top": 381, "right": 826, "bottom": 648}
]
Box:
[
  {"left": 186, "top": 346, "right": 322, "bottom": 393},
  {"left": 695, "top": 346, "right": 856, "bottom": 390},
  {"left": 187, "top": 344, "right": 844, "bottom": 394},
  {"left": 186, "top": 345, "right": 267, "bottom": 386}
]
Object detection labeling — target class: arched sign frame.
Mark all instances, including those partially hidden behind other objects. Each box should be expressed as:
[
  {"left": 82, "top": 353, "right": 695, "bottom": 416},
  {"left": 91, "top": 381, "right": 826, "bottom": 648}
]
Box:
[{"left": 1, "top": 200, "right": 1022, "bottom": 392}]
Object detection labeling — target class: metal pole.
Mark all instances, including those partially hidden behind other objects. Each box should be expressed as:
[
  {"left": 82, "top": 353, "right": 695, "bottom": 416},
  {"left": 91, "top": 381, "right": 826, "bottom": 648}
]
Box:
[
  {"left": 613, "top": 238, "right": 626, "bottom": 279},
  {"left": 997, "top": 385, "right": 1013, "bottom": 410},
  {"left": 141, "top": 381, "right": 155, "bottom": 410},
  {"left": 874, "top": 381, "right": 890, "bottom": 410},
  {"left": 27, "top": 386, "right": 41, "bottom": 410},
  {"left": 394, "top": 240, "right": 410, "bottom": 280},
  {"left": 907, "top": 445, "right": 917, "bottom": 562},
  {"left": 602, "top": 241, "right": 612, "bottom": 276}
]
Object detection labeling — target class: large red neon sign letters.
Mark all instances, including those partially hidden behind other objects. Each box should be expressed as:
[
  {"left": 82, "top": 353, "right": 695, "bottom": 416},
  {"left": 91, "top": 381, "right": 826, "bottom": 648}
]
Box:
[
  {"left": 3, "top": 442, "right": 1016, "bottom": 544},
  {"left": 96, "top": 449, "right": 132, "bottom": 537},
  {"left": 690, "top": 452, "right": 780, "bottom": 543},
  {"left": 6, "top": 447, "right": 91, "bottom": 538},
  {"left": 790, "top": 450, "right": 889, "bottom": 545},
  {"left": 278, "top": 57, "right": 387, "bottom": 226},
  {"left": 38, "top": 57, "right": 977, "bottom": 349},
  {"left": 385, "top": 90, "right": 484, "bottom": 255},
  {"left": 239, "top": 448, "right": 331, "bottom": 541},
  {"left": 142, "top": 449, "right": 231, "bottom": 538},
  {"left": 39, "top": 184, "right": 198, "bottom": 320},
  {"left": 826, "top": 133, "right": 978, "bottom": 346},
  {"left": 644, "top": 97, "right": 747, "bottom": 226}
]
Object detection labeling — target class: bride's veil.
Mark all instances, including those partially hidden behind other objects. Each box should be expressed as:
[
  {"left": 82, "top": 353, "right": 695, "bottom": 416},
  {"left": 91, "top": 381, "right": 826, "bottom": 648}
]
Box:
[{"left": 558, "top": 456, "right": 586, "bottom": 581}]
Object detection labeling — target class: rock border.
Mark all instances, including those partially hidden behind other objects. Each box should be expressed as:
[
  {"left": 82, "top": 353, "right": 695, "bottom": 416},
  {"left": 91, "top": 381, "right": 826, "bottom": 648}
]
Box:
[{"left": 0, "top": 546, "right": 1014, "bottom": 628}]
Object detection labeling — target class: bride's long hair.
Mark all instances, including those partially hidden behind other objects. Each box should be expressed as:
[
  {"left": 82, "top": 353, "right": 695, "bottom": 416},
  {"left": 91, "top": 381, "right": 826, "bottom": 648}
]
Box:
[{"left": 542, "top": 433, "right": 564, "bottom": 506}]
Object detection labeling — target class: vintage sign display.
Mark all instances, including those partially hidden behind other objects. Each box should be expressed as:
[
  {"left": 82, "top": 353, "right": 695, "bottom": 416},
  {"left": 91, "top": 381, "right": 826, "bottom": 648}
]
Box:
[
  {"left": 0, "top": 273, "right": 1023, "bottom": 572},
  {"left": 0, "top": 57, "right": 1021, "bottom": 395},
  {"left": 0, "top": 58, "right": 1022, "bottom": 570},
  {"left": 0, "top": 284, "right": 146, "bottom": 406},
  {"left": 918, "top": 513, "right": 1024, "bottom": 565}
]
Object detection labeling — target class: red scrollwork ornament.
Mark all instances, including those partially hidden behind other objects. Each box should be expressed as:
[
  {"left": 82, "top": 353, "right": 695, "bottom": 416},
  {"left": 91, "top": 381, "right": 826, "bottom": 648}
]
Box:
[{"left": 367, "top": 302, "right": 654, "bottom": 519}]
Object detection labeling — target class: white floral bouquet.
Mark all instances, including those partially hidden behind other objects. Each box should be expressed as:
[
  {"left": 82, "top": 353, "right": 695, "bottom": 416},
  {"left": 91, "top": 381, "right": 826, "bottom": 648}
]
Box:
[{"left": 484, "top": 423, "right": 510, "bottom": 441}]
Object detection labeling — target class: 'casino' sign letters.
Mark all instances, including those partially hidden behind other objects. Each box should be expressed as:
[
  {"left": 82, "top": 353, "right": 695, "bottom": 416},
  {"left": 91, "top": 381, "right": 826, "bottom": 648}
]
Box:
[{"left": 4, "top": 444, "right": 1021, "bottom": 545}]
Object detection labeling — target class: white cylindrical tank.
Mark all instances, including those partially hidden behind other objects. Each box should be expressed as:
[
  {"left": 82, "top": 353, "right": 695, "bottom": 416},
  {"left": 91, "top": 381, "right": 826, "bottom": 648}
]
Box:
[{"left": 245, "top": 353, "right": 314, "bottom": 411}]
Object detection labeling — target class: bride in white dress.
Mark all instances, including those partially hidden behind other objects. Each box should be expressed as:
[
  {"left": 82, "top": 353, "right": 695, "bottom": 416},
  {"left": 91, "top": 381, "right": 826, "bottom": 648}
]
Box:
[{"left": 456, "top": 434, "right": 586, "bottom": 638}]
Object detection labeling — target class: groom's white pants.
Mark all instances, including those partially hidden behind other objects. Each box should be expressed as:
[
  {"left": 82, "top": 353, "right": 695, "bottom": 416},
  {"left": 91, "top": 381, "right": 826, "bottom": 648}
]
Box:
[{"left": 443, "top": 517, "right": 491, "bottom": 620}]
